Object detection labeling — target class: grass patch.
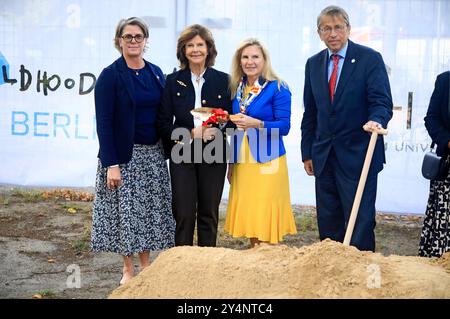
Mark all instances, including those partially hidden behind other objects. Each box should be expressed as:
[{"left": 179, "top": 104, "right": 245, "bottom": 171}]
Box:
[
  {"left": 215, "top": 212, "right": 321, "bottom": 249},
  {"left": 34, "top": 289, "right": 56, "bottom": 298},
  {"left": 72, "top": 223, "right": 92, "bottom": 253},
  {"left": 82, "top": 224, "right": 91, "bottom": 240},
  {"left": 72, "top": 239, "right": 89, "bottom": 252},
  {"left": 217, "top": 231, "right": 248, "bottom": 250},
  {"left": 62, "top": 203, "right": 84, "bottom": 209},
  {"left": 61, "top": 203, "right": 87, "bottom": 213},
  {"left": 296, "top": 213, "right": 318, "bottom": 232},
  {"left": 11, "top": 189, "right": 43, "bottom": 203},
  {"left": 375, "top": 222, "right": 421, "bottom": 256},
  {"left": 0, "top": 194, "right": 10, "bottom": 206}
]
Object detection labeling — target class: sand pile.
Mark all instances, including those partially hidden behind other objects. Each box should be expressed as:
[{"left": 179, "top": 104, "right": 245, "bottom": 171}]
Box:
[{"left": 109, "top": 239, "right": 450, "bottom": 298}]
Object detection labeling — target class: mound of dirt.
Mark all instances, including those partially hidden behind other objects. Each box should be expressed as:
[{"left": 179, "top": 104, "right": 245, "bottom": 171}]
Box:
[{"left": 109, "top": 239, "right": 450, "bottom": 299}]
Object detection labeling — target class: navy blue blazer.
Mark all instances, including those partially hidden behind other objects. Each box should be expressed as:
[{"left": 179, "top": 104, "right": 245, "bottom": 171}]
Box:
[
  {"left": 95, "top": 56, "right": 165, "bottom": 167},
  {"left": 425, "top": 71, "right": 450, "bottom": 157},
  {"left": 156, "top": 67, "right": 232, "bottom": 161},
  {"left": 301, "top": 40, "right": 393, "bottom": 179}
]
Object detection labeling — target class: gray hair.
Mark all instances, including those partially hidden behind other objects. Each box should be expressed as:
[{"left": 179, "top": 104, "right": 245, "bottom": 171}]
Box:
[
  {"left": 114, "top": 17, "right": 149, "bottom": 53},
  {"left": 317, "top": 5, "right": 350, "bottom": 29}
]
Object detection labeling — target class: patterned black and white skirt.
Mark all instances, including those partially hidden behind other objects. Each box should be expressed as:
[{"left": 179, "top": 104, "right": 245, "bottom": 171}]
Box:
[
  {"left": 91, "top": 143, "right": 175, "bottom": 256},
  {"left": 419, "top": 168, "right": 450, "bottom": 258}
]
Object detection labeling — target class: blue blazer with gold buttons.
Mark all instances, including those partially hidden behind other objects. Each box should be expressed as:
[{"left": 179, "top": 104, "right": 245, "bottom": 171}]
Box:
[{"left": 157, "top": 67, "right": 232, "bottom": 160}]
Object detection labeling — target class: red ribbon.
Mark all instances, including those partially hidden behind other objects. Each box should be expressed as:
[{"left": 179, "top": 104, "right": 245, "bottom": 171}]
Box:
[{"left": 202, "top": 109, "right": 229, "bottom": 126}]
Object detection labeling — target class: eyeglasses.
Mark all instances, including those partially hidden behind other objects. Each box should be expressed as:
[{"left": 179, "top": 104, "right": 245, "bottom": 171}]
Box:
[
  {"left": 121, "top": 34, "right": 145, "bottom": 43},
  {"left": 318, "top": 24, "right": 347, "bottom": 35}
]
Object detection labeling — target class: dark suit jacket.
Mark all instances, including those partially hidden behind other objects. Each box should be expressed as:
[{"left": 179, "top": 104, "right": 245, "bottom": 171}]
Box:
[
  {"left": 301, "top": 40, "right": 393, "bottom": 179},
  {"left": 424, "top": 71, "right": 450, "bottom": 157},
  {"left": 157, "top": 67, "right": 232, "bottom": 161},
  {"left": 95, "top": 56, "right": 165, "bottom": 167}
]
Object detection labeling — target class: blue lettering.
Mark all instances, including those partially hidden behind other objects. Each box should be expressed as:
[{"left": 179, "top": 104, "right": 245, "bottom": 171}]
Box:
[
  {"left": 10, "top": 111, "right": 96, "bottom": 140},
  {"left": 33, "top": 112, "right": 49, "bottom": 137},
  {"left": 74, "top": 114, "right": 88, "bottom": 139},
  {"left": 53, "top": 113, "right": 71, "bottom": 138},
  {"left": 11, "top": 111, "right": 29, "bottom": 135}
]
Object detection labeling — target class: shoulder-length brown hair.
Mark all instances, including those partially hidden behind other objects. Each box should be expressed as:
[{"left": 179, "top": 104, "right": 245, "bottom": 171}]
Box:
[{"left": 176, "top": 24, "right": 217, "bottom": 69}]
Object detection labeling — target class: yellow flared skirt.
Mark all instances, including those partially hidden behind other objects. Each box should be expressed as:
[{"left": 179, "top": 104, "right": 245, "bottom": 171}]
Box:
[{"left": 224, "top": 134, "right": 297, "bottom": 244}]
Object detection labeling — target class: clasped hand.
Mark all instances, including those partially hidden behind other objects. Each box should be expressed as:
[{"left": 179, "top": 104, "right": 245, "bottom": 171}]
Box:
[{"left": 232, "top": 114, "right": 261, "bottom": 130}]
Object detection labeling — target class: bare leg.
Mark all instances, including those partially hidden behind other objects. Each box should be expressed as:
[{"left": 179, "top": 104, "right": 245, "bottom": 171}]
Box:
[
  {"left": 120, "top": 255, "right": 135, "bottom": 285},
  {"left": 138, "top": 251, "right": 150, "bottom": 272}
]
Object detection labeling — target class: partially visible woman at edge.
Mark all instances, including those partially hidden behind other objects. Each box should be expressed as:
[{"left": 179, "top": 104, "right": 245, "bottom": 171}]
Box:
[
  {"left": 225, "top": 38, "right": 297, "bottom": 248},
  {"left": 419, "top": 70, "right": 450, "bottom": 258},
  {"left": 92, "top": 17, "right": 175, "bottom": 285}
]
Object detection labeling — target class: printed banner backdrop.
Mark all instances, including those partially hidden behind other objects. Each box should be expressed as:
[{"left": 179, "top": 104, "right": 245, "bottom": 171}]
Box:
[{"left": 1, "top": 0, "right": 449, "bottom": 214}]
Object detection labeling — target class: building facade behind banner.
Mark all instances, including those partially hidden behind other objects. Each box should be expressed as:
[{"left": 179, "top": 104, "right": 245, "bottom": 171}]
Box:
[{"left": 1, "top": 0, "right": 449, "bottom": 214}]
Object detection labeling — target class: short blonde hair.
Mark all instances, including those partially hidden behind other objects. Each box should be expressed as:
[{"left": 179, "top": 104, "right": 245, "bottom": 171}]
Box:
[
  {"left": 230, "top": 38, "right": 283, "bottom": 98},
  {"left": 176, "top": 24, "right": 217, "bottom": 69},
  {"left": 114, "top": 17, "right": 149, "bottom": 53}
]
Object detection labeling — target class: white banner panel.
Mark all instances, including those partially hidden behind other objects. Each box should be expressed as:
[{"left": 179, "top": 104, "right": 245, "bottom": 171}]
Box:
[{"left": 1, "top": 0, "right": 449, "bottom": 214}]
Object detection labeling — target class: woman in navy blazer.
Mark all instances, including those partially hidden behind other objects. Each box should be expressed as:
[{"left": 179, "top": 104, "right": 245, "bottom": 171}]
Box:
[
  {"left": 157, "top": 24, "right": 232, "bottom": 247},
  {"left": 92, "top": 17, "right": 175, "bottom": 285},
  {"left": 419, "top": 71, "right": 450, "bottom": 257},
  {"left": 224, "top": 38, "right": 297, "bottom": 247}
]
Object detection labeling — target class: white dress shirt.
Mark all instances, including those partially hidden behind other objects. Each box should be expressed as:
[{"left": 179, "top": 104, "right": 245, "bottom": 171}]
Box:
[{"left": 191, "top": 69, "right": 206, "bottom": 128}]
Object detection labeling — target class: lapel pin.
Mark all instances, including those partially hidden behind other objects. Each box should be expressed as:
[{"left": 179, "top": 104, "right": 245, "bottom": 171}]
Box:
[
  {"left": 177, "top": 80, "right": 187, "bottom": 87},
  {"left": 351, "top": 58, "right": 356, "bottom": 63}
]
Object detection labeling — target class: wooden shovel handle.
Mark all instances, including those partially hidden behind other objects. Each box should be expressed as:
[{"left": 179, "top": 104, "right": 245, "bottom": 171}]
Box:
[
  {"left": 363, "top": 124, "right": 388, "bottom": 135},
  {"left": 343, "top": 126, "right": 388, "bottom": 246}
]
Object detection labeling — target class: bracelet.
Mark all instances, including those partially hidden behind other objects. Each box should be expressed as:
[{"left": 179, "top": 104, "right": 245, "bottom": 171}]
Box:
[
  {"left": 259, "top": 120, "right": 264, "bottom": 129},
  {"left": 108, "top": 164, "right": 119, "bottom": 168}
]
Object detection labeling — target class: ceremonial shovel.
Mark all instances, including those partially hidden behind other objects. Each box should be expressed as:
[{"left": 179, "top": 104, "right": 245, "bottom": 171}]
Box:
[{"left": 343, "top": 124, "right": 388, "bottom": 246}]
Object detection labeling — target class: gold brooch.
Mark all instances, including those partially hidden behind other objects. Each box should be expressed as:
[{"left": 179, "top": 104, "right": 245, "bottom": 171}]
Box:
[{"left": 177, "top": 80, "right": 187, "bottom": 87}]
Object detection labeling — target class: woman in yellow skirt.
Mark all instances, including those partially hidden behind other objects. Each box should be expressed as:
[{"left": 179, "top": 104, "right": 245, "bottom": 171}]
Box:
[{"left": 225, "top": 38, "right": 297, "bottom": 247}]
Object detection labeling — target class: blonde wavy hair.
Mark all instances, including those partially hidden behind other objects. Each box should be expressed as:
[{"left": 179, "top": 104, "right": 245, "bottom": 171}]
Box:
[{"left": 230, "top": 38, "right": 283, "bottom": 98}]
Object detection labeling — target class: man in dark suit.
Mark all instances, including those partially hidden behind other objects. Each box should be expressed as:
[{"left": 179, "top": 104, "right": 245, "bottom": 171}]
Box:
[{"left": 301, "top": 5, "right": 393, "bottom": 251}]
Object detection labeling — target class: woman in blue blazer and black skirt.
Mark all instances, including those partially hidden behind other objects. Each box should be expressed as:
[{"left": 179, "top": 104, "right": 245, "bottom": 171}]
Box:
[
  {"left": 157, "top": 24, "right": 232, "bottom": 247},
  {"left": 92, "top": 17, "right": 175, "bottom": 285}
]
